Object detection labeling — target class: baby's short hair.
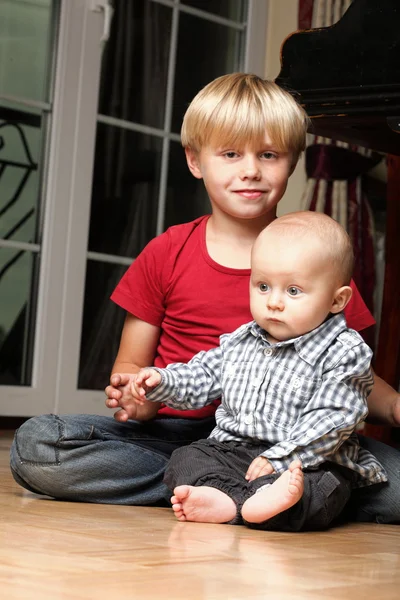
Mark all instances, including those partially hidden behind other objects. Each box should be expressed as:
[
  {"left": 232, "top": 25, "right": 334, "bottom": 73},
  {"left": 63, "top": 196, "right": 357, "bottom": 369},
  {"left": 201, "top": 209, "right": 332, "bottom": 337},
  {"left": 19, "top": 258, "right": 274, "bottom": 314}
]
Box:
[
  {"left": 266, "top": 211, "right": 354, "bottom": 285},
  {"left": 181, "top": 73, "right": 308, "bottom": 163}
]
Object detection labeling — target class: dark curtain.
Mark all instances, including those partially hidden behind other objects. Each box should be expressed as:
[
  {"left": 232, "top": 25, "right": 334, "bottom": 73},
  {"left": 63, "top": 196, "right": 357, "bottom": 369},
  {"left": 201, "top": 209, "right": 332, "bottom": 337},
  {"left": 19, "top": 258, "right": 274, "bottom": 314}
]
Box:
[
  {"left": 298, "top": 0, "right": 379, "bottom": 318},
  {"left": 298, "top": 0, "right": 392, "bottom": 443}
]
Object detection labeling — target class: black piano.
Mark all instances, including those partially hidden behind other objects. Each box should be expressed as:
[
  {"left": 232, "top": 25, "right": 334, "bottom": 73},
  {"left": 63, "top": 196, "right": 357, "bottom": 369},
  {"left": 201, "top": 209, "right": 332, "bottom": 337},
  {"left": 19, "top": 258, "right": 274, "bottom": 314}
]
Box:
[{"left": 275, "top": 0, "right": 400, "bottom": 444}]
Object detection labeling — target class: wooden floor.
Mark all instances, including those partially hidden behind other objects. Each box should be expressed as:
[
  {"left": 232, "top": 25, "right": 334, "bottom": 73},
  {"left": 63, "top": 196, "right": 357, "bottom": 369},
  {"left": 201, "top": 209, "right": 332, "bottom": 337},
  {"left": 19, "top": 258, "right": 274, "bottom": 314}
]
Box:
[{"left": 1, "top": 432, "right": 400, "bottom": 600}]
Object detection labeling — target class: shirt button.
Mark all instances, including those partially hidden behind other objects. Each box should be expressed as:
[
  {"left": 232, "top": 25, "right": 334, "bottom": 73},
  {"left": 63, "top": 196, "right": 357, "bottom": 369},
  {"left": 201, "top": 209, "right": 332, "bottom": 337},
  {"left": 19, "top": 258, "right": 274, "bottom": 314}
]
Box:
[
  {"left": 307, "top": 428, "right": 317, "bottom": 437},
  {"left": 264, "top": 348, "right": 273, "bottom": 357},
  {"left": 244, "top": 415, "right": 253, "bottom": 425},
  {"left": 292, "top": 378, "right": 301, "bottom": 389},
  {"left": 252, "top": 378, "right": 261, "bottom": 387}
]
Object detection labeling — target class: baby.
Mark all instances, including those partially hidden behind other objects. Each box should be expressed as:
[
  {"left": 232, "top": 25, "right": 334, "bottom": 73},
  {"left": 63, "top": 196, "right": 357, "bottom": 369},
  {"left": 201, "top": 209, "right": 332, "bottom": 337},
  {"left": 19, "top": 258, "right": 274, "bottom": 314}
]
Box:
[{"left": 130, "top": 211, "right": 386, "bottom": 531}]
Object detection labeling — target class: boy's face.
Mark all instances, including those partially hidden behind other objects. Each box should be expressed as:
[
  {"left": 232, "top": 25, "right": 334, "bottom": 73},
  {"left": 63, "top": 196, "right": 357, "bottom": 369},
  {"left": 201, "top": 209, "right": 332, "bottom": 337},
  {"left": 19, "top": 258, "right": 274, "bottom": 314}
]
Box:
[
  {"left": 249, "top": 230, "right": 349, "bottom": 342},
  {"left": 185, "top": 137, "right": 295, "bottom": 222}
]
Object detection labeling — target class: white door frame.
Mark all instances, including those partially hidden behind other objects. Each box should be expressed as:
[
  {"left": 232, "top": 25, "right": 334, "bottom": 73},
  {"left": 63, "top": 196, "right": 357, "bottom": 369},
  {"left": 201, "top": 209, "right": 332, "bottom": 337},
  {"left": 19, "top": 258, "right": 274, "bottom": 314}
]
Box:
[
  {"left": 0, "top": 0, "right": 105, "bottom": 415},
  {"left": 1, "top": 0, "right": 269, "bottom": 417}
]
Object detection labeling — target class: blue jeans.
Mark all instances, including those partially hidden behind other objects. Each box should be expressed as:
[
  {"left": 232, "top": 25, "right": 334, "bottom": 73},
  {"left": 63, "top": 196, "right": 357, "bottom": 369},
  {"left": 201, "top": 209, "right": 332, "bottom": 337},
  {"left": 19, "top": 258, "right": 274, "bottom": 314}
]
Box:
[
  {"left": 346, "top": 434, "right": 400, "bottom": 524},
  {"left": 9, "top": 414, "right": 214, "bottom": 505},
  {"left": 9, "top": 416, "right": 400, "bottom": 522}
]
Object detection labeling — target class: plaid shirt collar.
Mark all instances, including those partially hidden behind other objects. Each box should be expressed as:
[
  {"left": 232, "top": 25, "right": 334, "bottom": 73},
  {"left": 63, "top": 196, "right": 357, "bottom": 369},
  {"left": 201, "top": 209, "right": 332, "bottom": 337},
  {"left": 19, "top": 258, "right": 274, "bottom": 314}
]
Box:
[{"left": 248, "top": 313, "right": 348, "bottom": 366}]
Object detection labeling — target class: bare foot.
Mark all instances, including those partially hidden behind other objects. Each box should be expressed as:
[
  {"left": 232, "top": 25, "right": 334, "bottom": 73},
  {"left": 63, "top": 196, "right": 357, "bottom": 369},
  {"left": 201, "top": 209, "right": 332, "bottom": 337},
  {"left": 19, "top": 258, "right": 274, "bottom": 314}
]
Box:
[
  {"left": 171, "top": 485, "right": 237, "bottom": 523},
  {"left": 241, "top": 460, "right": 304, "bottom": 524}
]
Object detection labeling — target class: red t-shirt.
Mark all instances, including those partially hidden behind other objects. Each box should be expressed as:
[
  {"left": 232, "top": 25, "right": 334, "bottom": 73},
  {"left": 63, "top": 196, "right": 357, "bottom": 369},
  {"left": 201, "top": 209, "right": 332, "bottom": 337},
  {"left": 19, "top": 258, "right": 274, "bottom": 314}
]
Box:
[{"left": 111, "top": 215, "right": 375, "bottom": 419}]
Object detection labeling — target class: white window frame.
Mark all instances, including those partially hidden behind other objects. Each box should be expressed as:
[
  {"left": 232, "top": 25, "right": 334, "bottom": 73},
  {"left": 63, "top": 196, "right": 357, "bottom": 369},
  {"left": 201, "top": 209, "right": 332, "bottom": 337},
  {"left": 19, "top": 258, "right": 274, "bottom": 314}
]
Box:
[{"left": 0, "top": 0, "right": 269, "bottom": 417}]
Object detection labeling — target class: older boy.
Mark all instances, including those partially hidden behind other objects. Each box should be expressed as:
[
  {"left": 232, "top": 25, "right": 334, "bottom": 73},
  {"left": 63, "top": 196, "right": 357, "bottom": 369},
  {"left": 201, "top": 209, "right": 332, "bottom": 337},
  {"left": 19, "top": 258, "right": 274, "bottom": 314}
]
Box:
[
  {"left": 10, "top": 74, "right": 400, "bottom": 523},
  {"left": 130, "top": 212, "right": 387, "bottom": 531}
]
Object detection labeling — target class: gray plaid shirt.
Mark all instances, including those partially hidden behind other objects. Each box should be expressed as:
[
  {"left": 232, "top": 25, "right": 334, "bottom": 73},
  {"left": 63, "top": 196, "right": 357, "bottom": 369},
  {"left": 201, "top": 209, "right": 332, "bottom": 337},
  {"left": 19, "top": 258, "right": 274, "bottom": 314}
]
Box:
[{"left": 148, "top": 313, "right": 387, "bottom": 487}]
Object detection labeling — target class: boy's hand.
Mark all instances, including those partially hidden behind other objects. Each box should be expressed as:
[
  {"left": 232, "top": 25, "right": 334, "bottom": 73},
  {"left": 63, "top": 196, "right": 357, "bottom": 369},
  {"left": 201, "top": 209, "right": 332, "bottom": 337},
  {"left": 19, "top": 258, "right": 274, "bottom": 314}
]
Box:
[
  {"left": 131, "top": 368, "right": 162, "bottom": 405},
  {"left": 105, "top": 373, "right": 159, "bottom": 422},
  {"left": 246, "top": 456, "right": 275, "bottom": 481}
]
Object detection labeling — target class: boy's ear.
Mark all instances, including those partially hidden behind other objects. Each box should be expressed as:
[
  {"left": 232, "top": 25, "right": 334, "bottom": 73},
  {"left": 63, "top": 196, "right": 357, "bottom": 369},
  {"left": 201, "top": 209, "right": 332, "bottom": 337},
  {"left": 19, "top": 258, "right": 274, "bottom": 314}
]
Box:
[
  {"left": 185, "top": 148, "right": 203, "bottom": 179},
  {"left": 330, "top": 285, "right": 353, "bottom": 314}
]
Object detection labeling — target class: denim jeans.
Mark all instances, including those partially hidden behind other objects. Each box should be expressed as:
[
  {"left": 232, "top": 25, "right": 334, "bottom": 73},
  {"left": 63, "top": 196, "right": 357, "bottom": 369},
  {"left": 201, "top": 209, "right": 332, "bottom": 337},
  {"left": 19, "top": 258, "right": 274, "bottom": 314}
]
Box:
[
  {"left": 9, "top": 414, "right": 214, "bottom": 505},
  {"left": 346, "top": 434, "right": 400, "bottom": 524},
  {"left": 9, "top": 416, "right": 400, "bottom": 522}
]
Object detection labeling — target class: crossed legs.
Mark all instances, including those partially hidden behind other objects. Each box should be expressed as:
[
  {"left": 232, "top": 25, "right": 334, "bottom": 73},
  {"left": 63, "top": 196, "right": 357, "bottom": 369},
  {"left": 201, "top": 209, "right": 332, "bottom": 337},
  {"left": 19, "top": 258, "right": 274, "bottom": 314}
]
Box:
[
  {"left": 164, "top": 439, "right": 353, "bottom": 531},
  {"left": 171, "top": 460, "right": 304, "bottom": 524}
]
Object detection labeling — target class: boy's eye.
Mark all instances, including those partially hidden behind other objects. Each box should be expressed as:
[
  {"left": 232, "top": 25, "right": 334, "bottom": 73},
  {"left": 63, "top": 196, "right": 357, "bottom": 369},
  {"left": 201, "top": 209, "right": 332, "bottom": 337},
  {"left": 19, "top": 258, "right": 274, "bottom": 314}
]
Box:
[
  {"left": 287, "top": 286, "right": 302, "bottom": 296},
  {"left": 224, "top": 151, "right": 238, "bottom": 159},
  {"left": 259, "top": 283, "right": 270, "bottom": 292},
  {"left": 261, "top": 151, "right": 277, "bottom": 160}
]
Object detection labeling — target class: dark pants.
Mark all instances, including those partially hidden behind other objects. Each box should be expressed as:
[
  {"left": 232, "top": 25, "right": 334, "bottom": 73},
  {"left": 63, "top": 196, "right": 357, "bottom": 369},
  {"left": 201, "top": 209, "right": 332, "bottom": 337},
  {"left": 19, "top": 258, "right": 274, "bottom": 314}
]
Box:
[{"left": 164, "top": 438, "right": 354, "bottom": 531}]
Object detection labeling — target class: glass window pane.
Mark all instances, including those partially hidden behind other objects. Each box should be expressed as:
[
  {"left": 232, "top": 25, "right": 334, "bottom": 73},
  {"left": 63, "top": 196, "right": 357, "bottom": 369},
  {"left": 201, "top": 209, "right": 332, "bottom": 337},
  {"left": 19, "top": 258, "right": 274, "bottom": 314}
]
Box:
[
  {"left": 0, "top": 0, "right": 55, "bottom": 102},
  {"left": 0, "top": 107, "right": 44, "bottom": 245},
  {"left": 0, "top": 1, "right": 57, "bottom": 388},
  {"left": 172, "top": 13, "right": 245, "bottom": 132},
  {"left": 97, "top": 0, "right": 172, "bottom": 129},
  {"left": 0, "top": 249, "right": 39, "bottom": 385},
  {"left": 181, "top": 0, "right": 247, "bottom": 21},
  {"left": 78, "top": 261, "right": 127, "bottom": 390},
  {"left": 164, "top": 140, "right": 209, "bottom": 230},
  {"left": 88, "top": 124, "right": 163, "bottom": 257}
]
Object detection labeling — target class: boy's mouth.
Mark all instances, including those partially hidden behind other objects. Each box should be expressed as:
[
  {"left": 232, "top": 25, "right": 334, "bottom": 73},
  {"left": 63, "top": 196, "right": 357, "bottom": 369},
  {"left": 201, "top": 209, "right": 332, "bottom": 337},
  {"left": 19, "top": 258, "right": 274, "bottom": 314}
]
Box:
[{"left": 235, "top": 189, "right": 265, "bottom": 199}]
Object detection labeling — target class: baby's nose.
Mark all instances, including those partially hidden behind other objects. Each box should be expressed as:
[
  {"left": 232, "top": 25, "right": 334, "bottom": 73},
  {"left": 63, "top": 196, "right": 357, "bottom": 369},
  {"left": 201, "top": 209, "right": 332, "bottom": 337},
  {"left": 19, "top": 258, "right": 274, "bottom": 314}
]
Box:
[{"left": 267, "top": 293, "right": 284, "bottom": 310}]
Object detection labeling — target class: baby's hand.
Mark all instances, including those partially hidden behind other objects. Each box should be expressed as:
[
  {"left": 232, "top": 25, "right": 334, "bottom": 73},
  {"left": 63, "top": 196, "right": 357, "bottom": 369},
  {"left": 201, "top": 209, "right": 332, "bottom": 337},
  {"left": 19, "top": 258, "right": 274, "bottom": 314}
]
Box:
[
  {"left": 246, "top": 456, "right": 275, "bottom": 481},
  {"left": 131, "top": 368, "right": 162, "bottom": 405}
]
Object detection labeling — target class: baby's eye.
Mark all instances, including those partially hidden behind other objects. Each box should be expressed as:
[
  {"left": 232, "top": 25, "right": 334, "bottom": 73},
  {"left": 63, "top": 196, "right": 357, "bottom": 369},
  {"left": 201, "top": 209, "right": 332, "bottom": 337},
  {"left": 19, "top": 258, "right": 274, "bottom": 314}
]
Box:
[
  {"left": 224, "top": 151, "right": 238, "bottom": 159},
  {"left": 259, "top": 283, "right": 270, "bottom": 292},
  {"left": 287, "top": 286, "right": 302, "bottom": 296}
]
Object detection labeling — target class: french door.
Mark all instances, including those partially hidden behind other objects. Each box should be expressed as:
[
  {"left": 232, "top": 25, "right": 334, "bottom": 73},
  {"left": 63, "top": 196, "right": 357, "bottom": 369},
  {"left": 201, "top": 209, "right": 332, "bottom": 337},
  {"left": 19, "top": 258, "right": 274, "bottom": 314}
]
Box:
[{"left": 0, "top": 0, "right": 269, "bottom": 417}]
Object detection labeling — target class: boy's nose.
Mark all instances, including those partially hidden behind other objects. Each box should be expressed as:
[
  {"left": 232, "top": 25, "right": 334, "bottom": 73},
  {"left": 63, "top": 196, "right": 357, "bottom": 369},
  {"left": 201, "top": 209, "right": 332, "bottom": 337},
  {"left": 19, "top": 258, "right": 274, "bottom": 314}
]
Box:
[{"left": 240, "top": 157, "right": 261, "bottom": 180}]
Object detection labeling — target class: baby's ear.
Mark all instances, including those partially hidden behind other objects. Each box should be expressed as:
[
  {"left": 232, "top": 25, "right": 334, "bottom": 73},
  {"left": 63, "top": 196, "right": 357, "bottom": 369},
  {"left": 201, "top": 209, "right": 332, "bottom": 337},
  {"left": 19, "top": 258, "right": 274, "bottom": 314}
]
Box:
[
  {"left": 185, "top": 148, "right": 203, "bottom": 179},
  {"left": 330, "top": 285, "right": 353, "bottom": 314}
]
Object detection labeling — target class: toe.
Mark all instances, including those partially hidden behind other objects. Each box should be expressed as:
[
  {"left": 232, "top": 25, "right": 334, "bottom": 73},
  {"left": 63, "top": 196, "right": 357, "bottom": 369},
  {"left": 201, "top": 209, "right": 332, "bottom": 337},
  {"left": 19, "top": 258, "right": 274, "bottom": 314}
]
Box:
[
  {"left": 289, "top": 459, "right": 302, "bottom": 471},
  {"left": 173, "top": 485, "right": 191, "bottom": 501}
]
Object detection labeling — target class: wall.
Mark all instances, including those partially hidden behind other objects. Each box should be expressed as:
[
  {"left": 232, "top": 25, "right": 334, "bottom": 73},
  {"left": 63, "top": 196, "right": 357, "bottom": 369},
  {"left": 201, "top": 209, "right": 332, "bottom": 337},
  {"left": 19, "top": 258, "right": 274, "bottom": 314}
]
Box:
[{"left": 264, "top": 0, "right": 307, "bottom": 216}]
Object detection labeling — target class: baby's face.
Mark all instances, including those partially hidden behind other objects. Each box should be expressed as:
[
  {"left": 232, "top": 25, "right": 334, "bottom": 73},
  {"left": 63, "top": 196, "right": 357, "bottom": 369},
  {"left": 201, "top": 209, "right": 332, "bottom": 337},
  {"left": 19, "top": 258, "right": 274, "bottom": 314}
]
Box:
[{"left": 249, "top": 231, "right": 340, "bottom": 343}]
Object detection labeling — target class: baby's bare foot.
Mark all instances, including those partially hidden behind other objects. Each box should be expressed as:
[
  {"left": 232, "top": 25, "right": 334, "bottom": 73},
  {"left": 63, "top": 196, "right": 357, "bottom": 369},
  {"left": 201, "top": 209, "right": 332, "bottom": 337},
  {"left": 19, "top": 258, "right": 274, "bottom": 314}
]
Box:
[
  {"left": 241, "top": 460, "right": 304, "bottom": 524},
  {"left": 171, "top": 485, "right": 236, "bottom": 523}
]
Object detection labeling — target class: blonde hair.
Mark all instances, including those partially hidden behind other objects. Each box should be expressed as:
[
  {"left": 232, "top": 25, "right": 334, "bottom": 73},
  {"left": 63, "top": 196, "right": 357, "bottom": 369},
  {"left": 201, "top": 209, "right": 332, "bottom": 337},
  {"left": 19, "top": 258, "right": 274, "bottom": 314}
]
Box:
[
  {"left": 262, "top": 211, "right": 354, "bottom": 285},
  {"left": 181, "top": 73, "right": 308, "bottom": 163}
]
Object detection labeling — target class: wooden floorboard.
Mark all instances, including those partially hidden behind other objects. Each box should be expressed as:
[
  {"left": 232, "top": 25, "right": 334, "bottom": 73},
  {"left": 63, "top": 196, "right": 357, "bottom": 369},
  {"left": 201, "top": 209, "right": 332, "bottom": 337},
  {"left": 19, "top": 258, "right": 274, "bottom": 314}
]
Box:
[{"left": 1, "top": 431, "right": 400, "bottom": 599}]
